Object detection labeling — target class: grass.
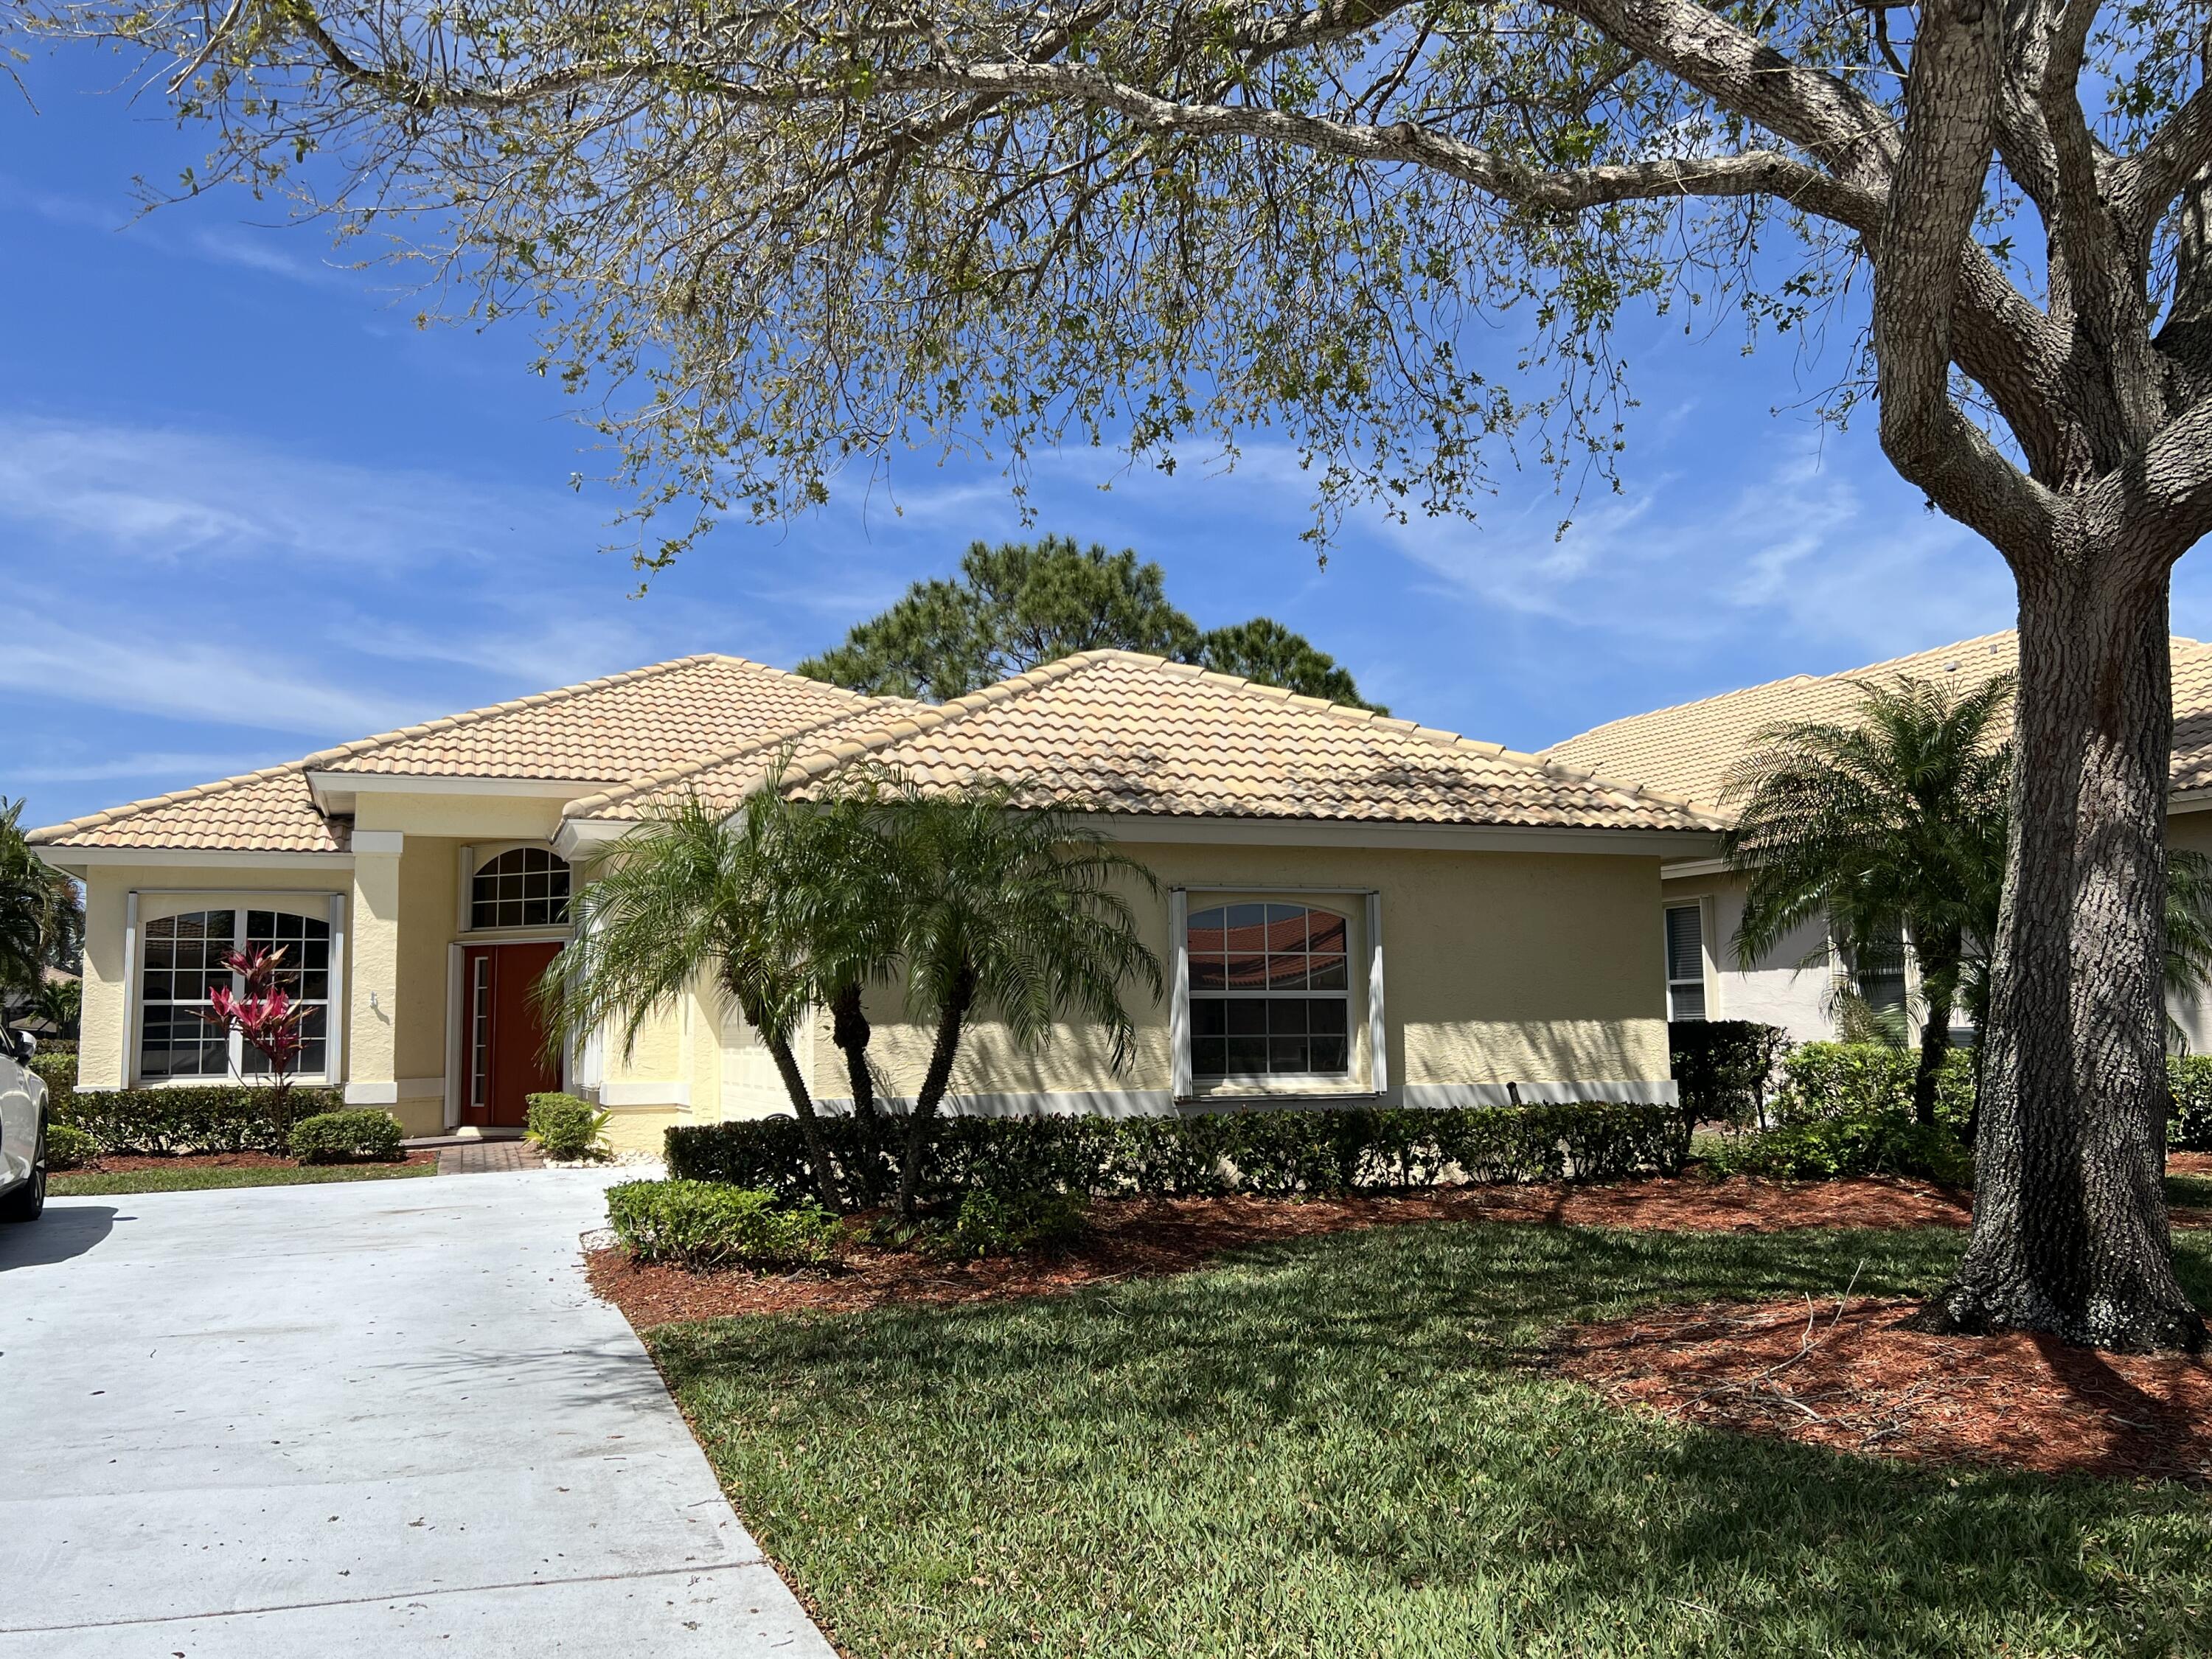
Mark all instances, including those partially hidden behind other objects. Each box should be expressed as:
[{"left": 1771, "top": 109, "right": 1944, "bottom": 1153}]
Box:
[
  {"left": 651, "top": 1220, "right": 2212, "bottom": 1658},
  {"left": 50, "top": 1161, "right": 438, "bottom": 1196}
]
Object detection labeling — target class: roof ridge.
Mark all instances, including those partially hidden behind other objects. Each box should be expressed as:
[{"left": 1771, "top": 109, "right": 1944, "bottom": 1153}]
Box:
[
  {"left": 1543, "top": 630, "right": 2023, "bottom": 757},
  {"left": 1077, "top": 650, "right": 1731, "bottom": 827},
  {"left": 29, "top": 653, "right": 849, "bottom": 843},
  {"left": 564, "top": 700, "right": 908, "bottom": 819},
  {"left": 767, "top": 653, "right": 1113, "bottom": 789},
  {"left": 303, "top": 653, "right": 744, "bottom": 773}
]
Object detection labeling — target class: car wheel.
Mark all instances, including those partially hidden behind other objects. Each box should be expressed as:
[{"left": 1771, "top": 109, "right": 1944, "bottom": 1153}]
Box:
[{"left": 0, "top": 1121, "right": 46, "bottom": 1223}]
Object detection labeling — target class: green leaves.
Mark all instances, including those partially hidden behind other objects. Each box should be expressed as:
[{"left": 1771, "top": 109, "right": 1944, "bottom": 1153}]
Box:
[{"left": 796, "top": 533, "right": 1382, "bottom": 707}]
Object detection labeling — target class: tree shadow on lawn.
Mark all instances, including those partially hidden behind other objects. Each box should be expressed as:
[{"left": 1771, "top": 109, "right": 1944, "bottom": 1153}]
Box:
[{"left": 653, "top": 1221, "right": 2212, "bottom": 1657}]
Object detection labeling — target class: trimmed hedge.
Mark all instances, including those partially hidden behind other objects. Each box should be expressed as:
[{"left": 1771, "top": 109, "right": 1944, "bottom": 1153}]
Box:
[
  {"left": 1705, "top": 1112, "right": 1973, "bottom": 1186},
  {"left": 289, "top": 1109, "right": 405, "bottom": 1164},
  {"left": 1669, "top": 1020, "right": 1789, "bottom": 1127},
  {"left": 1773, "top": 1042, "right": 1975, "bottom": 1128},
  {"left": 29, "top": 1051, "right": 75, "bottom": 1107},
  {"left": 2172, "top": 1057, "right": 2212, "bottom": 1151},
  {"left": 526, "top": 1092, "right": 611, "bottom": 1161},
  {"left": 44, "top": 1123, "right": 97, "bottom": 1171},
  {"left": 605, "top": 1180, "right": 839, "bottom": 1270},
  {"left": 666, "top": 1100, "right": 1686, "bottom": 1206},
  {"left": 52, "top": 1082, "right": 344, "bottom": 1155}
]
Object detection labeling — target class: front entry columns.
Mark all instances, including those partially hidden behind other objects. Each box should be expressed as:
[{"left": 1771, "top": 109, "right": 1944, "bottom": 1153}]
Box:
[{"left": 344, "top": 830, "right": 403, "bottom": 1107}]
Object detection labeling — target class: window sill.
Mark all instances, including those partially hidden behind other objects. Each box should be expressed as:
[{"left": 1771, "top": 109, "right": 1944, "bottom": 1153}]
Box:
[{"left": 1180, "top": 1079, "right": 1377, "bottom": 1105}]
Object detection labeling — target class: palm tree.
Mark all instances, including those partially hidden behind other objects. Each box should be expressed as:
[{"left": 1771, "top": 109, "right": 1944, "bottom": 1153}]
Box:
[
  {"left": 883, "top": 783, "right": 1162, "bottom": 1217},
  {"left": 540, "top": 783, "right": 849, "bottom": 1211},
  {"left": 29, "top": 977, "right": 80, "bottom": 1038},
  {"left": 0, "top": 798, "right": 79, "bottom": 1006},
  {"left": 780, "top": 769, "right": 907, "bottom": 1126},
  {"left": 1725, "top": 675, "right": 2014, "bottom": 1127}
]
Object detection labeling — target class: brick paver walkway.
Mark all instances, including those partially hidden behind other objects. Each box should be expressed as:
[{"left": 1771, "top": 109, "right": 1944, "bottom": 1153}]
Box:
[{"left": 437, "top": 1139, "right": 547, "bottom": 1175}]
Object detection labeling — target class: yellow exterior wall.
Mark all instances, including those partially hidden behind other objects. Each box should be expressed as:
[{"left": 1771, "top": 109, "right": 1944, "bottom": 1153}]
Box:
[
  {"left": 72, "top": 863, "right": 352, "bottom": 1092},
  {"left": 819, "top": 839, "right": 1672, "bottom": 1110}
]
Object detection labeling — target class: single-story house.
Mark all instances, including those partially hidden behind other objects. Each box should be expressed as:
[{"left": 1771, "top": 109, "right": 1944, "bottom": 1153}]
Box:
[
  {"left": 1542, "top": 630, "right": 2212, "bottom": 1048},
  {"left": 32, "top": 650, "right": 1720, "bottom": 1150}
]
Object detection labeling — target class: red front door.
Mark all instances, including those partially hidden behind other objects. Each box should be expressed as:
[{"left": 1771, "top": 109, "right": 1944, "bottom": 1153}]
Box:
[{"left": 462, "top": 942, "right": 564, "bottom": 1128}]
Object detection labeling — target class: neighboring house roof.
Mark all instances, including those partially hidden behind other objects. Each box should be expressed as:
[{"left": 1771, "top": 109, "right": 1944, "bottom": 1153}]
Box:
[
  {"left": 570, "top": 651, "right": 1722, "bottom": 834},
  {"left": 1544, "top": 630, "right": 2212, "bottom": 814},
  {"left": 29, "top": 655, "right": 900, "bottom": 854}
]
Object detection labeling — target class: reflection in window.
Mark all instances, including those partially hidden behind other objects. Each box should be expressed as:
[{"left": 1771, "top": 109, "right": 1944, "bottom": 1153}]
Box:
[
  {"left": 470, "top": 847, "right": 571, "bottom": 931},
  {"left": 1186, "top": 902, "right": 1351, "bottom": 1077}
]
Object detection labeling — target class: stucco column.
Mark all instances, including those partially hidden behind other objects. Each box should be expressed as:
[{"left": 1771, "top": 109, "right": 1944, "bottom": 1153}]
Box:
[{"left": 345, "top": 831, "right": 403, "bottom": 1106}]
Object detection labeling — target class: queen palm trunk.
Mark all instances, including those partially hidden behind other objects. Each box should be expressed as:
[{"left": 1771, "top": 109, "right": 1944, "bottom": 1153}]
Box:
[
  {"left": 897, "top": 966, "right": 975, "bottom": 1220},
  {"left": 1918, "top": 542, "right": 2203, "bottom": 1351},
  {"left": 762, "top": 1032, "right": 846, "bottom": 1214}
]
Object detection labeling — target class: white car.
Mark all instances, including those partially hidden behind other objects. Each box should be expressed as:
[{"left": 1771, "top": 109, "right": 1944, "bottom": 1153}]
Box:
[{"left": 0, "top": 1026, "right": 49, "bottom": 1222}]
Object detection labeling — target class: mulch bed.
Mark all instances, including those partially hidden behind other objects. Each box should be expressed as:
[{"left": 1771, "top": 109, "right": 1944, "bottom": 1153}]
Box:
[
  {"left": 69, "top": 1149, "right": 439, "bottom": 1174},
  {"left": 1550, "top": 1295, "right": 2212, "bottom": 1484},
  {"left": 587, "top": 1175, "right": 1986, "bottom": 1329}
]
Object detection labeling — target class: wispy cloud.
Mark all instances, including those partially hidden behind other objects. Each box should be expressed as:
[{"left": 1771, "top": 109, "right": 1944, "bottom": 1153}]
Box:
[
  {"left": 8, "top": 750, "right": 288, "bottom": 785},
  {"left": 0, "top": 414, "right": 587, "bottom": 566},
  {"left": 1387, "top": 434, "right": 2013, "bottom": 658},
  {"left": 0, "top": 608, "right": 429, "bottom": 735}
]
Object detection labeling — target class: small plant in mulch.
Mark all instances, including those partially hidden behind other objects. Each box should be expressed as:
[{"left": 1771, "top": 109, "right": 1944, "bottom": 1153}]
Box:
[
  {"left": 1549, "top": 1289, "right": 2212, "bottom": 1485},
  {"left": 862, "top": 1188, "right": 1091, "bottom": 1261}
]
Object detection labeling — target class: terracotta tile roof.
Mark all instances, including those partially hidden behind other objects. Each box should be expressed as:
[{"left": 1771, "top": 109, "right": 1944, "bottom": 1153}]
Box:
[
  {"left": 574, "top": 651, "right": 1722, "bottom": 833},
  {"left": 1544, "top": 630, "right": 2212, "bottom": 813},
  {"left": 29, "top": 765, "right": 353, "bottom": 855},
  {"left": 29, "top": 655, "right": 898, "bottom": 854}
]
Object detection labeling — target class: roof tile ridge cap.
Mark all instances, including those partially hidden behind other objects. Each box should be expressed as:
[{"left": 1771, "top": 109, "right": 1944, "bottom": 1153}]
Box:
[
  {"left": 26, "top": 755, "right": 326, "bottom": 844},
  {"left": 1540, "top": 630, "right": 2025, "bottom": 757},
  {"left": 778, "top": 655, "right": 1105, "bottom": 786},
  {"left": 566, "top": 705, "right": 893, "bottom": 818},
  {"left": 310, "top": 655, "right": 714, "bottom": 771},
  {"left": 1477, "top": 742, "right": 1732, "bottom": 827},
  {"left": 698, "top": 653, "right": 894, "bottom": 705}
]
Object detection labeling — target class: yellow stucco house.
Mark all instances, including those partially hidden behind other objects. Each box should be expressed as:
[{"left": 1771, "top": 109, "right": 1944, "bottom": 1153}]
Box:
[
  {"left": 32, "top": 650, "right": 1719, "bottom": 1150},
  {"left": 1544, "top": 630, "right": 2212, "bottom": 1048}
]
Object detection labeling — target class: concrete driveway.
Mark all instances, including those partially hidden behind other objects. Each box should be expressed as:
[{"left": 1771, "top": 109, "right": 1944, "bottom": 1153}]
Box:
[{"left": 0, "top": 1169, "right": 835, "bottom": 1657}]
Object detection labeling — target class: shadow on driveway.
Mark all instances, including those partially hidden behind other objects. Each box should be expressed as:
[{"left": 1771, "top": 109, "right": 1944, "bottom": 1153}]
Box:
[{"left": 0, "top": 1206, "right": 121, "bottom": 1271}]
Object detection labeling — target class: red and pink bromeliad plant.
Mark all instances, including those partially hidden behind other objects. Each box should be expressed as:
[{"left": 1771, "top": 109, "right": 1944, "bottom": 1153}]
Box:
[{"left": 198, "top": 944, "right": 313, "bottom": 1141}]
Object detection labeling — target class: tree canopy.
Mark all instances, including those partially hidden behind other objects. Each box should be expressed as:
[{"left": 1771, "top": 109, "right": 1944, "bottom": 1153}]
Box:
[{"left": 799, "top": 535, "right": 1383, "bottom": 708}]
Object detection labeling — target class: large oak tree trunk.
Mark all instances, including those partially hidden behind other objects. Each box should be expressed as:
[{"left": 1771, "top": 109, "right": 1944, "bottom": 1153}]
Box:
[{"left": 1917, "top": 541, "right": 2205, "bottom": 1351}]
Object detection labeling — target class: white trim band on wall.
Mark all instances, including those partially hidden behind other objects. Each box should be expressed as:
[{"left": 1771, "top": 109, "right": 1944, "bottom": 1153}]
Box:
[{"left": 1168, "top": 888, "right": 1191, "bottom": 1101}]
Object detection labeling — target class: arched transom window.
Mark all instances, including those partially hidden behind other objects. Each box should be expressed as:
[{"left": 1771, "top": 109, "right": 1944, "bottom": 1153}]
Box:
[
  {"left": 139, "top": 908, "right": 332, "bottom": 1082},
  {"left": 470, "top": 847, "right": 571, "bottom": 931},
  {"left": 1186, "top": 902, "right": 1350, "bottom": 1078}
]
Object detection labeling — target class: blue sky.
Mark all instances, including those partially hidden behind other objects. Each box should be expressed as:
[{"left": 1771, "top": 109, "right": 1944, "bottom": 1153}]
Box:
[{"left": 5, "top": 49, "right": 2177, "bottom": 834}]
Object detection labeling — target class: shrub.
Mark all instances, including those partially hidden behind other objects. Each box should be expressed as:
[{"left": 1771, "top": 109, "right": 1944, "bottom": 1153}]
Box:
[
  {"left": 2171, "top": 1057, "right": 2212, "bottom": 1152},
  {"left": 29, "top": 1051, "right": 75, "bottom": 1111},
  {"left": 56, "top": 1084, "right": 344, "bottom": 1155},
  {"left": 664, "top": 1099, "right": 1686, "bottom": 1207},
  {"left": 1773, "top": 1042, "right": 1975, "bottom": 1129},
  {"left": 916, "top": 1189, "right": 1091, "bottom": 1259},
  {"left": 605, "top": 1179, "right": 839, "bottom": 1270},
  {"left": 288, "top": 1109, "right": 405, "bottom": 1164},
  {"left": 526, "top": 1093, "right": 611, "bottom": 1161},
  {"left": 1705, "top": 1112, "right": 1972, "bottom": 1186},
  {"left": 44, "top": 1122, "right": 97, "bottom": 1171},
  {"left": 1669, "top": 1020, "right": 1790, "bottom": 1128}
]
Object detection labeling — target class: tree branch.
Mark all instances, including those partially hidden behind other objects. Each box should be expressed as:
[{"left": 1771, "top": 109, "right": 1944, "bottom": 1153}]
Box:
[{"left": 1874, "top": 0, "right": 2056, "bottom": 557}]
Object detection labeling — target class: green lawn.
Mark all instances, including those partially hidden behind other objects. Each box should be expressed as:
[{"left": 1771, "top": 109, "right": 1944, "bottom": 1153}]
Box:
[
  {"left": 50, "top": 1161, "right": 438, "bottom": 1196},
  {"left": 653, "top": 1220, "right": 2212, "bottom": 1658}
]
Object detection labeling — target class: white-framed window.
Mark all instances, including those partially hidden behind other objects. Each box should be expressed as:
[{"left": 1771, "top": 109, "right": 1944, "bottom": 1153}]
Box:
[
  {"left": 1848, "top": 923, "right": 1910, "bottom": 1019},
  {"left": 1664, "top": 904, "right": 1707, "bottom": 1021},
  {"left": 1187, "top": 901, "right": 1352, "bottom": 1079},
  {"left": 470, "top": 846, "right": 571, "bottom": 931},
  {"left": 139, "top": 908, "right": 333, "bottom": 1082}
]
